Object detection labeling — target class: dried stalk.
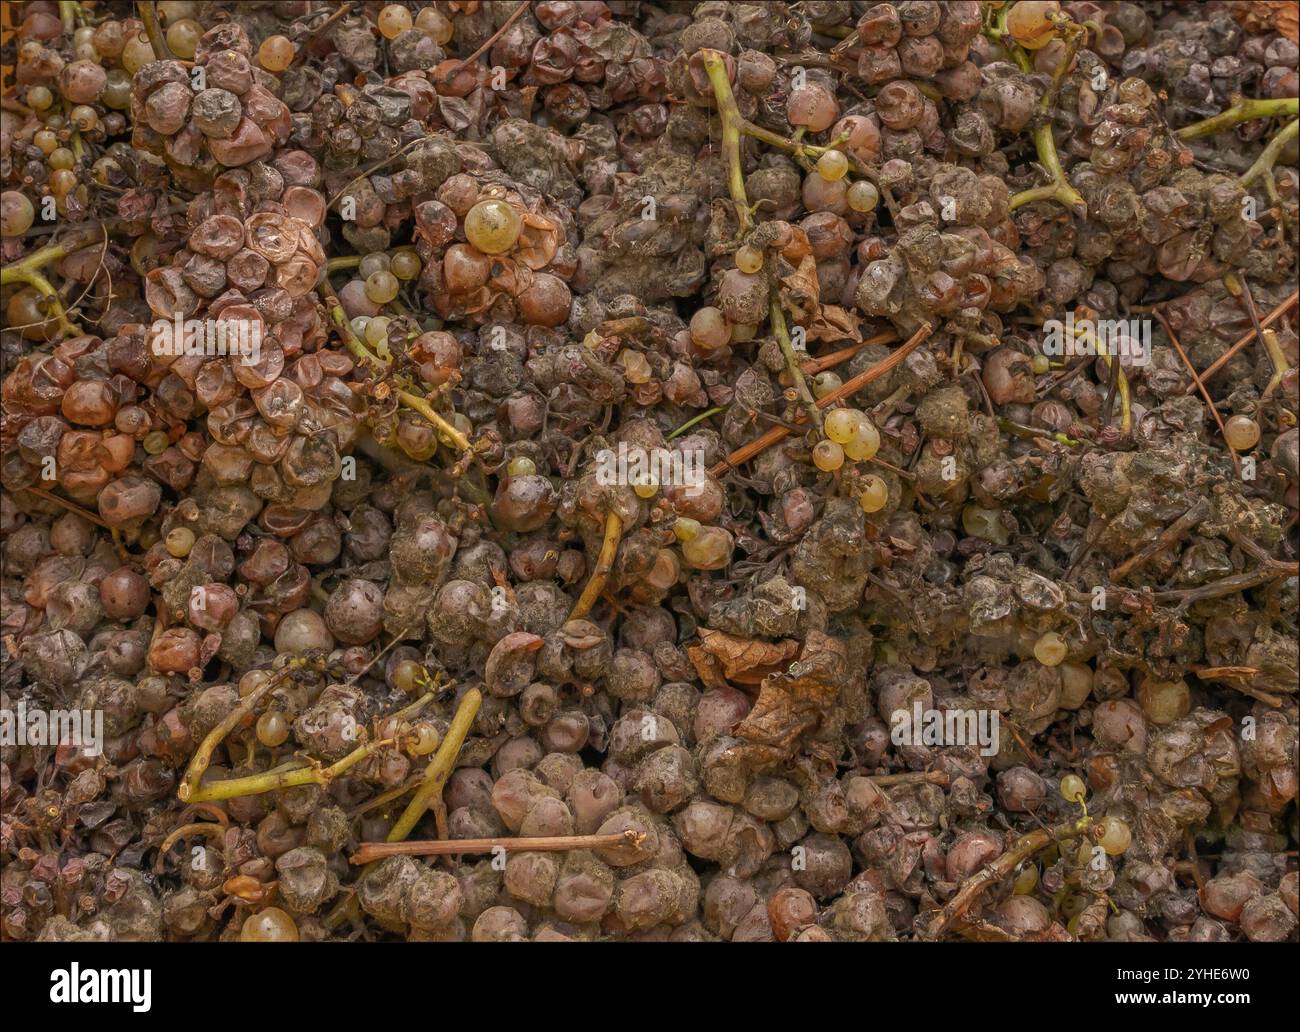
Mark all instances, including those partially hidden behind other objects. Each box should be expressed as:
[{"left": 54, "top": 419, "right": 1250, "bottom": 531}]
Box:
[
  {"left": 568, "top": 512, "right": 624, "bottom": 620},
  {"left": 1176, "top": 97, "right": 1299, "bottom": 140},
  {"left": 386, "top": 688, "right": 482, "bottom": 843},
  {"left": 351, "top": 830, "right": 642, "bottom": 865},
  {"left": 1189, "top": 289, "right": 1298, "bottom": 390}
]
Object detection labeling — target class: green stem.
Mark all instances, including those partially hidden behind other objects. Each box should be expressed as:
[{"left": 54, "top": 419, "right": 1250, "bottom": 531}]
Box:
[
  {"left": 668, "top": 406, "right": 725, "bottom": 441},
  {"left": 700, "top": 49, "right": 753, "bottom": 235},
  {"left": 1177, "top": 98, "right": 1300, "bottom": 141},
  {"left": 1241, "top": 117, "right": 1300, "bottom": 189},
  {"left": 770, "top": 298, "right": 822, "bottom": 430},
  {"left": 387, "top": 688, "right": 482, "bottom": 843}
]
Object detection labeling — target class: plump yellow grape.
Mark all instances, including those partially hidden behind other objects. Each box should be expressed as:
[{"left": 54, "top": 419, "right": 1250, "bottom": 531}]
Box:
[
  {"left": 824, "top": 408, "right": 862, "bottom": 444},
  {"left": 1, "top": 192, "right": 35, "bottom": 237},
  {"left": 673, "top": 517, "right": 702, "bottom": 543},
  {"left": 392, "top": 659, "right": 424, "bottom": 693},
  {"left": 632, "top": 475, "right": 659, "bottom": 499},
  {"left": 417, "top": 7, "right": 455, "bottom": 44},
  {"left": 858, "top": 474, "right": 889, "bottom": 512},
  {"left": 846, "top": 180, "right": 879, "bottom": 213},
  {"left": 682, "top": 526, "right": 732, "bottom": 569},
  {"left": 735, "top": 244, "right": 764, "bottom": 274},
  {"left": 690, "top": 306, "right": 730, "bottom": 349},
  {"left": 166, "top": 18, "right": 202, "bottom": 59},
  {"left": 1034, "top": 630, "right": 1067, "bottom": 666},
  {"left": 1059, "top": 773, "right": 1086, "bottom": 803},
  {"left": 1097, "top": 816, "right": 1132, "bottom": 856},
  {"left": 49, "top": 169, "right": 77, "bottom": 197},
  {"left": 364, "top": 270, "right": 399, "bottom": 305},
  {"left": 165, "top": 527, "right": 195, "bottom": 558},
  {"left": 142, "top": 430, "right": 171, "bottom": 455},
  {"left": 240, "top": 907, "right": 299, "bottom": 942},
  {"left": 121, "top": 31, "right": 157, "bottom": 74},
  {"left": 1012, "top": 864, "right": 1039, "bottom": 895},
  {"left": 843, "top": 418, "right": 881, "bottom": 461},
  {"left": 34, "top": 129, "right": 58, "bottom": 155},
  {"left": 378, "top": 4, "right": 414, "bottom": 39},
  {"left": 364, "top": 316, "right": 390, "bottom": 347},
  {"left": 507, "top": 456, "right": 537, "bottom": 477},
  {"left": 239, "top": 669, "right": 272, "bottom": 698},
  {"left": 464, "top": 198, "right": 522, "bottom": 254},
  {"left": 816, "top": 149, "right": 849, "bottom": 182},
  {"left": 406, "top": 722, "right": 440, "bottom": 756},
  {"left": 49, "top": 147, "right": 75, "bottom": 171},
  {"left": 812, "top": 440, "right": 845, "bottom": 472},
  {"left": 811, "top": 371, "right": 842, "bottom": 398},
  {"left": 26, "top": 85, "right": 53, "bottom": 110},
  {"left": 1006, "top": 0, "right": 1061, "bottom": 49},
  {"left": 390, "top": 250, "right": 421, "bottom": 280},
  {"left": 1031, "top": 354, "right": 1051, "bottom": 374},
  {"left": 256, "top": 711, "right": 289, "bottom": 747},
  {"left": 258, "top": 34, "right": 295, "bottom": 72},
  {"left": 102, "top": 70, "right": 132, "bottom": 110},
  {"left": 69, "top": 105, "right": 98, "bottom": 131},
  {"left": 1223, "top": 414, "right": 1260, "bottom": 450}
]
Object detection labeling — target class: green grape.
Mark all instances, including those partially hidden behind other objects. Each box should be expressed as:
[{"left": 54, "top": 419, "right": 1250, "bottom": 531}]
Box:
[
  {"left": 816, "top": 149, "right": 849, "bottom": 182},
  {"left": 390, "top": 250, "right": 421, "bottom": 280},
  {"left": 464, "top": 198, "right": 522, "bottom": 254},
  {"left": 364, "top": 270, "right": 399, "bottom": 305},
  {"left": 846, "top": 180, "right": 879, "bottom": 213},
  {"left": 812, "top": 440, "right": 844, "bottom": 472},
  {"left": 358, "top": 252, "right": 390, "bottom": 279},
  {"left": 240, "top": 907, "right": 299, "bottom": 942},
  {"left": 1059, "top": 774, "right": 1086, "bottom": 804},
  {"left": 1, "top": 192, "right": 36, "bottom": 237},
  {"left": 825, "top": 408, "right": 863, "bottom": 444},
  {"left": 256, "top": 711, "right": 290, "bottom": 747},
  {"left": 858, "top": 474, "right": 888, "bottom": 512}
]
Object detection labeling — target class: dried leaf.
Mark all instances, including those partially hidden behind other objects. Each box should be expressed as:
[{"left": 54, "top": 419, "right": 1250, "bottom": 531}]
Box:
[
  {"left": 780, "top": 254, "right": 820, "bottom": 324},
  {"left": 687, "top": 645, "right": 728, "bottom": 691},
  {"left": 733, "top": 632, "right": 846, "bottom": 769},
  {"left": 806, "top": 304, "right": 863, "bottom": 344},
  {"left": 696, "top": 628, "right": 800, "bottom": 684}
]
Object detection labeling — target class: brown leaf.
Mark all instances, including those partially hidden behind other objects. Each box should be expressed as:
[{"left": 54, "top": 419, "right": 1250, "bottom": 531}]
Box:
[
  {"left": 806, "top": 305, "right": 863, "bottom": 344},
  {"left": 780, "top": 254, "right": 820, "bottom": 325},
  {"left": 687, "top": 645, "right": 728, "bottom": 691},
  {"left": 696, "top": 628, "right": 800, "bottom": 684}
]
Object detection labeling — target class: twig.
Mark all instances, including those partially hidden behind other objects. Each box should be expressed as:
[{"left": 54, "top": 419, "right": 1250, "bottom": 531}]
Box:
[
  {"left": 351, "top": 830, "right": 641, "bottom": 865},
  {"left": 770, "top": 297, "right": 822, "bottom": 429},
  {"left": 1189, "top": 290, "right": 1298, "bottom": 390},
  {"left": 922, "top": 817, "right": 1092, "bottom": 938},
  {"left": 135, "top": 1, "right": 172, "bottom": 60},
  {"left": 386, "top": 688, "right": 482, "bottom": 843},
  {"left": 1190, "top": 667, "right": 1284, "bottom": 707},
  {"left": 700, "top": 49, "right": 753, "bottom": 235},
  {"left": 1240, "top": 117, "right": 1300, "bottom": 190},
  {"left": 709, "top": 322, "right": 933, "bottom": 478},
  {"left": 568, "top": 512, "right": 623, "bottom": 620},
  {"left": 667, "top": 406, "right": 725, "bottom": 441},
  {"left": 1110, "top": 497, "right": 1211, "bottom": 582},
  {"left": 1155, "top": 309, "right": 1242, "bottom": 476},
  {"left": 19, "top": 487, "right": 111, "bottom": 529},
  {"left": 443, "top": 1, "right": 531, "bottom": 75},
  {"left": 1176, "top": 97, "right": 1299, "bottom": 140},
  {"left": 1149, "top": 561, "right": 1298, "bottom": 604},
  {"left": 867, "top": 770, "right": 950, "bottom": 787}
]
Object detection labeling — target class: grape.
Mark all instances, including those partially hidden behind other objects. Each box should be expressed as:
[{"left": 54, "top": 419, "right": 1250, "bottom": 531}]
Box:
[
  {"left": 122, "top": 31, "right": 157, "bottom": 74},
  {"left": 390, "top": 250, "right": 421, "bottom": 280},
  {"left": 673, "top": 517, "right": 702, "bottom": 543},
  {"left": 167, "top": 19, "right": 202, "bottom": 60},
  {"left": 49, "top": 147, "right": 74, "bottom": 171},
  {"left": 1, "top": 192, "right": 35, "bottom": 237},
  {"left": 632, "top": 473, "right": 659, "bottom": 499},
  {"left": 33, "top": 130, "right": 58, "bottom": 156},
  {"left": 158, "top": 1, "right": 198, "bottom": 19},
  {"left": 364, "top": 316, "right": 390, "bottom": 347},
  {"left": 618, "top": 349, "right": 652, "bottom": 384},
  {"left": 405, "top": 722, "right": 440, "bottom": 756},
  {"left": 364, "top": 271, "right": 400, "bottom": 305},
  {"left": 93, "top": 21, "right": 126, "bottom": 60},
  {"left": 350, "top": 316, "right": 370, "bottom": 339},
  {"left": 825, "top": 408, "right": 862, "bottom": 444},
  {"left": 816, "top": 150, "right": 849, "bottom": 182},
  {"left": 392, "top": 659, "right": 424, "bottom": 694},
  {"left": 1059, "top": 774, "right": 1086, "bottom": 803},
  {"left": 1031, "top": 354, "right": 1051, "bottom": 374},
  {"left": 69, "top": 105, "right": 98, "bottom": 132},
  {"left": 258, "top": 35, "right": 295, "bottom": 72},
  {"left": 1012, "top": 865, "right": 1039, "bottom": 895},
  {"left": 1006, "top": 1, "right": 1061, "bottom": 50},
  {"left": 49, "top": 169, "right": 77, "bottom": 197},
  {"left": 812, "top": 371, "right": 842, "bottom": 398},
  {"left": 378, "top": 4, "right": 414, "bottom": 39},
  {"left": 846, "top": 180, "right": 879, "bottom": 213},
  {"left": 682, "top": 526, "right": 732, "bottom": 570},
  {"left": 1033, "top": 631, "right": 1067, "bottom": 666},
  {"left": 1224, "top": 415, "right": 1260, "bottom": 450},
  {"left": 143, "top": 430, "right": 171, "bottom": 455},
  {"left": 165, "top": 527, "right": 196, "bottom": 558},
  {"left": 26, "top": 85, "right": 53, "bottom": 110},
  {"left": 735, "top": 245, "right": 764, "bottom": 274},
  {"left": 464, "top": 198, "right": 523, "bottom": 254},
  {"left": 858, "top": 475, "right": 888, "bottom": 512},
  {"left": 1097, "top": 816, "right": 1131, "bottom": 855},
  {"left": 239, "top": 669, "right": 272, "bottom": 698},
  {"left": 240, "top": 907, "right": 299, "bottom": 942},
  {"left": 257, "top": 711, "right": 290, "bottom": 747},
  {"left": 102, "top": 69, "right": 132, "bottom": 110},
  {"left": 358, "top": 252, "right": 390, "bottom": 279},
  {"left": 961, "top": 504, "right": 1008, "bottom": 544},
  {"left": 416, "top": 7, "right": 454, "bottom": 44},
  {"left": 803, "top": 173, "right": 849, "bottom": 215},
  {"left": 787, "top": 83, "right": 838, "bottom": 132},
  {"left": 843, "top": 419, "right": 880, "bottom": 461},
  {"left": 507, "top": 456, "right": 537, "bottom": 477},
  {"left": 730, "top": 323, "right": 757, "bottom": 344},
  {"left": 689, "top": 306, "right": 730, "bottom": 349},
  {"left": 812, "top": 440, "right": 844, "bottom": 472}
]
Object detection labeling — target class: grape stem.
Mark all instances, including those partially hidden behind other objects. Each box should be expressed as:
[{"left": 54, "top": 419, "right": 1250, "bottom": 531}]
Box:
[
  {"left": 569, "top": 511, "right": 624, "bottom": 621},
  {"left": 1240, "top": 116, "right": 1300, "bottom": 192},
  {"left": 667, "top": 406, "right": 725, "bottom": 441},
  {"left": 923, "top": 816, "right": 1093, "bottom": 939},
  {"left": 770, "top": 298, "right": 823, "bottom": 429},
  {"left": 1, "top": 226, "right": 109, "bottom": 337},
  {"left": 136, "top": 1, "right": 173, "bottom": 61},
  {"left": 1154, "top": 309, "right": 1243, "bottom": 477},
  {"left": 386, "top": 688, "right": 482, "bottom": 843},
  {"left": 350, "top": 829, "right": 643, "bottom": 864},
  {"left": 1176, "top": 97, "right": 1299, "bottom": 141},
  {"left": 999, "top": 18, "right": 1088, "bottom": 217}
]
